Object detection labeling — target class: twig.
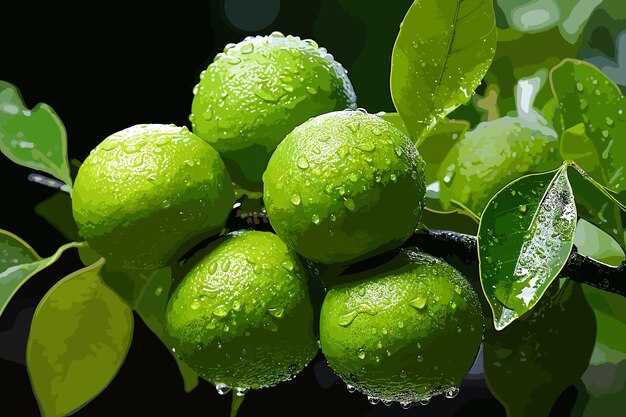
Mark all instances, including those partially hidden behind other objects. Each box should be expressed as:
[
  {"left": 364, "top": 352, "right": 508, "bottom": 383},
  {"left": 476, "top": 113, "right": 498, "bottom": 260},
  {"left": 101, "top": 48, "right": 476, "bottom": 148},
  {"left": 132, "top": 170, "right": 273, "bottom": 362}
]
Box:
[{"left": 408, "top": 229, "right": 626, "bottom": 297}]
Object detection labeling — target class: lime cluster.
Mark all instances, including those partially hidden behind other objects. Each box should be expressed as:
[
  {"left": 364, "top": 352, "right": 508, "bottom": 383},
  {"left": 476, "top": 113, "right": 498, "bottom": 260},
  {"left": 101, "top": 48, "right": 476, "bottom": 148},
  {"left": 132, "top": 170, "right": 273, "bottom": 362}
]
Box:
[{"left": 71, "top": 32, "right": 485, "bottom": 407}]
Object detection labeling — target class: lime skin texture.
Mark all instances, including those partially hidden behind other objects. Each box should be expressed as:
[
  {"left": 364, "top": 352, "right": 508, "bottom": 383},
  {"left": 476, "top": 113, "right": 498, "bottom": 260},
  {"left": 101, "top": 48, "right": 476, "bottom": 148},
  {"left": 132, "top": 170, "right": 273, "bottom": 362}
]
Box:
[
  {"left": 320, "top": 248, "right": 483, "bottom": 404},
  {"left": 190, "top": 32, "right": 357, "bottom": 190},
  {"left": 438, "top": 116, "right": 559, "bottom": 215},
  {"left": 263, "top": 110, "right": 426, "bottom": 265},
  {"left": 165, "top": 230, "right": 318, "bottom": 391},
  {"left": 72, "top": 124, "right": 234, "bottom": 270}
]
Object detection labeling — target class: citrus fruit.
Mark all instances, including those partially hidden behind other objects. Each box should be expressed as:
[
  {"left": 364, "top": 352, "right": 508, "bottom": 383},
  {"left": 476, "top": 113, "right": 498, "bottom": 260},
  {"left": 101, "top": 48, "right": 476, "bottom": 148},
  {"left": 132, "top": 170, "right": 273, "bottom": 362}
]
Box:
[
  {"left": 165, "top": 230, "right": 318, "bottom": 392},
  {"left": 438, "top": 116, "right": 559, "bottom": 215},
  {"left": 263, "top": 110, "right": 425, "bottom": 265},
  {"left": 72, "top": 124, "right": 234, "bottom": 270},
  {"left": 319, "top": 248, "right": 483, "bottom": 405},
  {"left": 190, "top": 32, "right": 357, "bottom": 190}
]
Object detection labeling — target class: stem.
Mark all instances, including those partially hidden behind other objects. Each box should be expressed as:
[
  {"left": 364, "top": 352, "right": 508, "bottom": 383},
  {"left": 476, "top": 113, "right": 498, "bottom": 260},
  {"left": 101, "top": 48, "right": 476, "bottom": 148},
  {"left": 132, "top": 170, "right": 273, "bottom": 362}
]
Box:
[
  {"left": 409, "top": 228, "right": 626, "bottom": 297},
  {"left": 230, "top": 394, "right": 245, "bottom": 417},
  {"left": 27, "top": 173, "right": 70, "bottom": 193}
]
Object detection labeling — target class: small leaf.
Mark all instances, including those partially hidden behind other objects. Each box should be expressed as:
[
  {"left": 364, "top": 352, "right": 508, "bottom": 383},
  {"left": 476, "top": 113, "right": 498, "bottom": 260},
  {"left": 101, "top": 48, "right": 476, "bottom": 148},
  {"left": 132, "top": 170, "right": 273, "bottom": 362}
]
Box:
[
  {"left": 133, "top": 267, "right": 199, "bottom": 392},
  {"left": 0, "top": 235, "right": 85, "bottom": 318},
  {"left": 27, "top": 259, "right": 133, "bottom": 417},
  {"left": 0, "top": 81, "right": 72, "bottom": 191},
  {"left": 391, "top": 0, "right": 496, "bottom": 138},
  {"left": 550, "top": 59, "right": 626, "bottom": 201},
  {"left": 478, "top": 164, "right": 577, "bottom": 330},
  {"left": 484, "top": 281, "right": 596, "bottom": 417},
  {"left": 569, "top": 166, "right": 626, "bottom": 254}
]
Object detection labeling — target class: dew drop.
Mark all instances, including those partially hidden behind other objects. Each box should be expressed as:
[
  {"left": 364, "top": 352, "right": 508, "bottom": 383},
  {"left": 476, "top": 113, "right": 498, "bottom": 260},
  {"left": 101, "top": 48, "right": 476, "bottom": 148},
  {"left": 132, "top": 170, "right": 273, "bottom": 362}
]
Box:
[
  {"left": 343, "top": 198, "right": 356, "bottom": 211},
  {"left": 235, "top": 387, "right": 249, "bottom": 396},
  {"left": 395, "top": 146, "right": 403, "bottom": 156},
  {"left": 240, "top": 43, "right": 254, "bottom": 54},
  {"left": 368, "top": 396, "right": 380, "bottom": 405},
  {"left": 454, "top": 285, "right": 462, "bottom": 295},
  {"left": 400, "top": 402, "right": 412, "bottom": 410},
  {"left": 400, "top": 369, "right": 407, "bottom": 378},
  {"left": 346, "top": 384, "right": 357, "bottom": 394},
  {"left": 296, "top": 155, "right": 309, "bottom": 169},
  {"left": 221, "top": 259, "right": 231, "bottom": 272},
  {"left": 382, "top": 399, "right": 392, "bottom": 406},
  {"left": 191, "top": 299, "right": 201, "bottom": 310},
  {"left": 306, "top": 86, "right": 318, "bottom": 95},
  {"left": 312, "top": 214, "right": 321, "bottom": 224},
  {"left": 420, "top": 397, "right": 431, "bottom": 405},
  {"left": 215, "top": 383, "right": 231, "bottom": 395},
  {"left": 203, "top": 105, "right": 213, "bottom": 121},
  {"left": 154, "top": 287, "right": 163, "bottom": 296},
  {"left": 268, "top": 307, "right": 284, "bottom": 318},
  {"left": 290, "top": 193, "right": 301, "bottom": 205},
  {"left": 409, "top": 296, "right": 427, "bottom": 310},
  {"left": 213, "top": 304, "right": 229, "bottom": 317},
  {"left": 357, "top": 347, "right": 366, "bottom": 360},
  {"left": 338, "top": 310, "right": 358, "bottom": 327},
  {"left": 518, "top": 204, "right": 527, "bottom": 214},
  {"left": 445, "top": 387, "right": 460, "bottom": 399},
  {"left": 417, "top": 355, "right": 424, "bottom": 362},
  {"left": 281, "top": 260, "right": 294, "bottom": 271},
  {"left": 356, "top": 140, "right": 375, "bottom": 152},
  {"left": 208, "top": 262, "right": 218, "bottom": 274},
  {"left": 390, "top": 173, "right": 397, "bottom": 182}
]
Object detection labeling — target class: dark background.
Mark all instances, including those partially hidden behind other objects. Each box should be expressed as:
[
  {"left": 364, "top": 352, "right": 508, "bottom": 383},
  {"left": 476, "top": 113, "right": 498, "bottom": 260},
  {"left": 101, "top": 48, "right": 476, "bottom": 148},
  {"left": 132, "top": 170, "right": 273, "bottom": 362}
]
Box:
[{"left": 0, "top": 1, "right": 579, "bottom": 415}]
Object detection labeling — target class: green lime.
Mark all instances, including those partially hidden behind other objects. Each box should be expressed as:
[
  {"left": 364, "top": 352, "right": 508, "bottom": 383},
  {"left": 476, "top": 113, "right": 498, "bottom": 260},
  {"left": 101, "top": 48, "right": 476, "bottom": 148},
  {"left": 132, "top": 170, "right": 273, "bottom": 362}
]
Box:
[
  {"left": 438, "top": 116, "right": 559, "bottom": 215},
  {"left": 319, "top": 248, "right": 483, "bottom": 405},
  {"left": 72, "top": 124, "right": 234, "bottom": 270},
  {"left": 165, "top": 230, "right": 318, "bottom": 392},
  {"left": 263, "top": 110, "right": 425, "bottom": 265},
  {"left": 190, "top": 32, "right": 357, "bottom": 190}
]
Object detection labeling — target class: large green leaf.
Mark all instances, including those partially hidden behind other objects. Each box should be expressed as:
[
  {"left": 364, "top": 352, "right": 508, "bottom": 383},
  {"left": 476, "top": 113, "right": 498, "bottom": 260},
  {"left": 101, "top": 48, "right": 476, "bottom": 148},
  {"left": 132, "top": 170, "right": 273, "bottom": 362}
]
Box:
[
  {"left": 0, "top": 229, "right": 40, "bottom": 274},
  {"left": 27, "top": 259, "right": 133, "bottom": 417},
  {"left": 390, "top": 0, "right": 496, "bottom": 139},
  {"left": 0, "top": 234, "right": 85, "bottom": 318},
  {"left": 550, "top": 59, "right": 626, "bottom": 203},
  {"left": 478, "top": 164, "right": 577, "bottom": 330},
  {"left": 484, "top": 281, "right": 596, "bottom": 417},
  {"left": 133, "top": 267, "right": 199, "bottom": 392},
  {"left": 0, "top": 82, "right": 72, "bottom": 191}
]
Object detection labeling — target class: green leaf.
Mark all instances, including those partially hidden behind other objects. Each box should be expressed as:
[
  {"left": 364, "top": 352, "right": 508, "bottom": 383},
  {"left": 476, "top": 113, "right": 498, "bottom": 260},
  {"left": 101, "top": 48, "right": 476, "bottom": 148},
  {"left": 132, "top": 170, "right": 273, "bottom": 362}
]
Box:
[
  {"left": 133, "top": 267, "right": 199, "bottom": 392},
  {"left": 34, "top": 191, "right": 80, "bottom": 241},
  {"left": 0, "top": 81, "right": 72, "bottom": 191},
  {"left": 550, "top": 59, "right": 626, "bottom": 201},
  {"left": 569, "top": 167, "right": 626, "bottom": 255},
  {"left": 484, "top": 281, "right": 596, "bottom": 417},
  {"left": 390, "top": 0, "right": 496, "bottom": 138},
  {"left": 478, "top": 164, "right": 577, "bottom": 330},
  {"left": 0, "top": 236, "right": 85, "bottom": 318},
  {"left": 27, "top": 259, "right": 133, "bottom": 417},
  {"left": 574, "top": 286, "right": 626, "bottom": 417},
  {"left": 496, "top": 0, "right": 602, "bottom": 43},
  {"left": 0, "top": 229, "right": 40, "bottom": 274}
]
